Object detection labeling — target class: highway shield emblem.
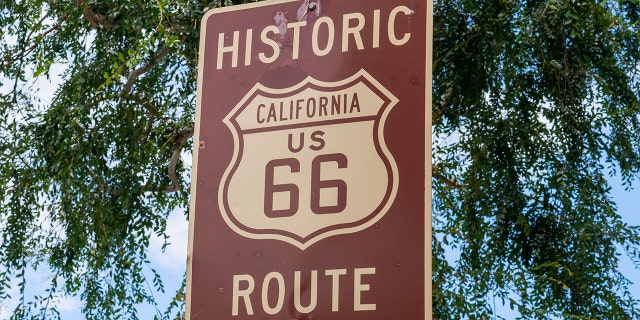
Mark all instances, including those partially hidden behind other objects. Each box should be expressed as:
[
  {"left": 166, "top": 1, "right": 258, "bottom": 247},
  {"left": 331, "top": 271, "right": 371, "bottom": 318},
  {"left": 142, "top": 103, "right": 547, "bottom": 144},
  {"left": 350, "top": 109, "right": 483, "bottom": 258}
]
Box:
[{"left": 219, "top": 69, "right": 399, "bottom": 249}]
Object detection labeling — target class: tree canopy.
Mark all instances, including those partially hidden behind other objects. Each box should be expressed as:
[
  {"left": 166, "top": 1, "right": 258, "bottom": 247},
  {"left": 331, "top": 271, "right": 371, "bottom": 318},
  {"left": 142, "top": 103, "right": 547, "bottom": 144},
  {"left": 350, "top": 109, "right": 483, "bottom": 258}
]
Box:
[{"left": 1, "top": 0, "right": 639, "bottom": 319}]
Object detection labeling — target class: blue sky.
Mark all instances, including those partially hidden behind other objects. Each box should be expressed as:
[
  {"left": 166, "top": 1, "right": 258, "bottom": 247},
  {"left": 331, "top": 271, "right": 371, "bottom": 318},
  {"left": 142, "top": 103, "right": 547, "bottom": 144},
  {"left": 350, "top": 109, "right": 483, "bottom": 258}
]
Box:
[{"left": 609, "top": 174, "right": 640, "bottom": 296}]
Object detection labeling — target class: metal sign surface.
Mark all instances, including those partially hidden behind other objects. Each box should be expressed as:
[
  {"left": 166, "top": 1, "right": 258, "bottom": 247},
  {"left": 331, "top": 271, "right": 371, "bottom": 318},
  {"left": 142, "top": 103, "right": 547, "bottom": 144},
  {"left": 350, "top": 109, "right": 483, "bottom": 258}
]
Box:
[{"left": 187, "top": 0, "right": 432, "bottom": 318}]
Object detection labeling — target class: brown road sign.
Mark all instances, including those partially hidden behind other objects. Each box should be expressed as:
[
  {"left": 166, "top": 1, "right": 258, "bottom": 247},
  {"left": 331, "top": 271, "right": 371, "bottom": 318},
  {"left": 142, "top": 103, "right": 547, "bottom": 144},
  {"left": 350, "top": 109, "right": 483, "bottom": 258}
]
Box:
[{"left": 187, "top": 0, "right": 432, "bottom": 319}]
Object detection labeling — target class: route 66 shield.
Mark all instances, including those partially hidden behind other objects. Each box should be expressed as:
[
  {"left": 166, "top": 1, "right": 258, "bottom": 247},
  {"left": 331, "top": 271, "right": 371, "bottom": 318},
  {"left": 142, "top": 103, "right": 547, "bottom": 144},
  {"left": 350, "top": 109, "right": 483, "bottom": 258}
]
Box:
[{"left": 219, "top": 69, "right": 399, "bottom": 249}]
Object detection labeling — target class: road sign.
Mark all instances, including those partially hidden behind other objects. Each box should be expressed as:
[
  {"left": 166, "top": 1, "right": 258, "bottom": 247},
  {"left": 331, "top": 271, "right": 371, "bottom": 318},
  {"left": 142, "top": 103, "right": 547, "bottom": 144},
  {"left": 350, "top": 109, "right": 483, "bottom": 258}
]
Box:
[{"left": 187, "top": 0, "right": 432, "bottom": 319}]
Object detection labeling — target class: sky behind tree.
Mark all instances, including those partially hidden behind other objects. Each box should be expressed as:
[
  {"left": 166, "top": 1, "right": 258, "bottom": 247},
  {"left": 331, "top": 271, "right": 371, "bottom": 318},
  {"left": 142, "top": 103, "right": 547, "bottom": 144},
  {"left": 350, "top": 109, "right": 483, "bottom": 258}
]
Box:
[{"left": 2, "top": 67, "right": 638, "bottom": 318}]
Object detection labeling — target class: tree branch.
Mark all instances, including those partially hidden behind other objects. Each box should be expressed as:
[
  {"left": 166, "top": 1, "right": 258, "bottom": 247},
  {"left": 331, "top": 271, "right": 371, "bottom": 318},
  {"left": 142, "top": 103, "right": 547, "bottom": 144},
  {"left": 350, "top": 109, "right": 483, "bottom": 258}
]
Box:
[
  {"left": 127, "top": 93, "right": 158, "bottom": 141},
  {"left": 162, "top": 126, "right": 194, "bottom": 193},
  {"left": 124, "top": 47, "right": 171, "bottom": 93},
  {"left": 439, "top": 87, "right": 453, "bottom": 109},
  {"left": 164, "top": 150, "right": 183, "bottom": 193},
  {"left": 433, "top": 166, "right": 464, "bottom": 189},
  {"left": 73, "top": 0, "right": 113, "bottom": 29},
  {"left": 433, "top": 86, "right": 453, "bottom": 126}
]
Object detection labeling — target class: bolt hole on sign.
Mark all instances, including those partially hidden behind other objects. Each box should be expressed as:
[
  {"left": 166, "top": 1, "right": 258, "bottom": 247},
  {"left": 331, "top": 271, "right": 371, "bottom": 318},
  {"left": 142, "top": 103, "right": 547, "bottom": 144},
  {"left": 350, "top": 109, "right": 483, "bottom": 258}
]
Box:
[{"left": 186, "top": 0, "right": 432, "bottom": 319}]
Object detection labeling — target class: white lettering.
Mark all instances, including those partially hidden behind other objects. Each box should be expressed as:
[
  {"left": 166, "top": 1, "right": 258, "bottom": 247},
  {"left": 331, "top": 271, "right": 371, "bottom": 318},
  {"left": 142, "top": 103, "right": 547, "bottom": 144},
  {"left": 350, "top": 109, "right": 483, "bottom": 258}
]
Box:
[
  {"left": 388, "top": 6, "right": 412, "bottom": 46},
  {"left": 232, "top": 274, "right": 255, "bottom": 316},
  {"left": 217, "top": 31, "right": 239, "bottom": 69},
  {"left": 294, "top": 270, "right": 318, "bottom": 313},
  {"left": 230, "top": 267, "right": 377, "bottom": 316},
  {"left": 325, "top": 269, "right": 347, "bottom": 312},
  {"left": 287, "top": 21, "right": 307, "bottom": 59},
  {"left": 261, "top": 272, "right": 285, "bottom": 315},
  {"left": 215, "top": 6, "right": 413, "bottom": 70},
  {"left": 342, "top": 13, "right": 365, "bottom": 52},
  {"left": 245, "top": 29, "right": 253, "bottom": 66},
  {"left": 372, "top": 9, "right": 381, "bottom": 48},
  {"left": 312, "top": 16, "right": 335, "bottom": 56},
  {"left": 259, "top": 25, "right": 280, "bottom": 64},
  {"left": 354, "top": 267, "right": 376, "bottom": 311}
]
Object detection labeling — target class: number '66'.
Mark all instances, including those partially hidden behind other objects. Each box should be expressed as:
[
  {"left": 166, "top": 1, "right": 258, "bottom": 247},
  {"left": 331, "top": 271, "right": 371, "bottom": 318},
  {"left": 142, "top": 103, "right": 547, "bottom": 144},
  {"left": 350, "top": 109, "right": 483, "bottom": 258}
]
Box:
[{"left": 264, "top": 153, "right": 347, "bottom": 218}]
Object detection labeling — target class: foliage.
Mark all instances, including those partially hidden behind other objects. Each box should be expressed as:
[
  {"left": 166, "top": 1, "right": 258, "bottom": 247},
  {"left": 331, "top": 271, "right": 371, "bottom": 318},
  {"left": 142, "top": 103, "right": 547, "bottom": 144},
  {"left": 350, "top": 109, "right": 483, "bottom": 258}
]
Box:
[
  {"left": 1, "top": 0, "right": 205, "bottom": 318},
  {"left": 0, "top": 0, "right": 639, "bottom": 319},
  {"left": 432, "top": 0, "right": 640, "bottom": 318}
]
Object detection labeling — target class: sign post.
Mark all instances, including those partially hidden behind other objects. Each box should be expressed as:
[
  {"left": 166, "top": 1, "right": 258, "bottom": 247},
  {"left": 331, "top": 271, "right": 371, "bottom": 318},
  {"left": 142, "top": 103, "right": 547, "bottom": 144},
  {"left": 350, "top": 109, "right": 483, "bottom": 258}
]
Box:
[{"left": 187, "top": 0, "right": 432, "bottom": 318}]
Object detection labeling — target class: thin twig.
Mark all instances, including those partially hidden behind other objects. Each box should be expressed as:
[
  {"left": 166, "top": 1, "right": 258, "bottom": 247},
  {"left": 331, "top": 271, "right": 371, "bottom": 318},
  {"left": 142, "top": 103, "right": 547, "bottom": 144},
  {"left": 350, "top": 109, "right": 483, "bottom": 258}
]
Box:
[
  {"left": 1, "top": 17, "right": 65, "bottom": 68},
  {"left": 85, "top": 165, "right": 118, "bottom": 195}
]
